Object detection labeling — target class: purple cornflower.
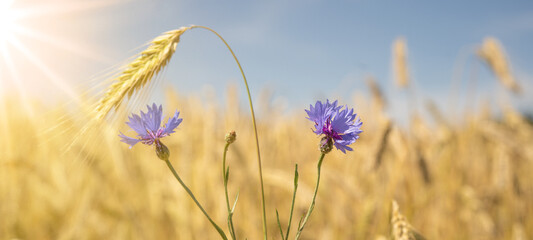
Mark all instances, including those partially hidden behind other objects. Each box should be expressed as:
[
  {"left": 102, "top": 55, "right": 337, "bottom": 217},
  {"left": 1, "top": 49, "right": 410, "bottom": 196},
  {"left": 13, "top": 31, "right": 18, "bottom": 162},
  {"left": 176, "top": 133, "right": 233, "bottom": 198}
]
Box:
[
  {"left": 119, "top": 104, "right": 182, "bottom": 155},
  {"left": 305, "top": 100, "right": 362, "bottom": 153}
]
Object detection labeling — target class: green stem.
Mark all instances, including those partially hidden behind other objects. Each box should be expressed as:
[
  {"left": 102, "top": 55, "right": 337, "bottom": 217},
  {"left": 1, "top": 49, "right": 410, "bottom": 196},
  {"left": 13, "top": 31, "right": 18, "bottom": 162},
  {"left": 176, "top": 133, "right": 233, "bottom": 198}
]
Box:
[
  {"left": 294, "top": 153, "right": 326, "bottom": 240},
  {"left": 276, "top": 210, "right": 285, "bottom": 240},
  {"left": 191, "top": 25, "right": 267, "bottom": 240},
  {"left": 164, "top": 159, "right": 228, "bottom": 240},
  {"left": 223, "top": 143, "right": 237, "bottom": 240},
  {"left": 285, "top": 164, "right": 298, "bottom": 240}
]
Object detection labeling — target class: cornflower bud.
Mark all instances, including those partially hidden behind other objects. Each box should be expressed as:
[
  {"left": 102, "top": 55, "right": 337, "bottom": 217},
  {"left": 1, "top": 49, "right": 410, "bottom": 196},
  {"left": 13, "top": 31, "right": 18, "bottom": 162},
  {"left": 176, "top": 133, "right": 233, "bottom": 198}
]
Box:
[
  {"left": 225, "top": 130, "right": 236, "bottom": 144},
  {"left": 155, "top": 140, "right": 170, "bottom": 161}
]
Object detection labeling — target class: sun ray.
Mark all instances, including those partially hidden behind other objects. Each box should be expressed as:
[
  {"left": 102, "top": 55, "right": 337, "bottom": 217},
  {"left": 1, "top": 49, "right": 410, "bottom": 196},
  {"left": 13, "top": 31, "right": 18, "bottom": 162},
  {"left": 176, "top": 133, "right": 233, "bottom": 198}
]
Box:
[
  {"left": 14, "top": 0, "right": 130, "bottom": 20},
  {"left": 0, "top": 0, "right": 16, "bottom": 48},
  {"left": 0, "top": 42, "right": 35, "bottom": 117},
  {"left": 12, "top": 25, "right": 115, "bottom": 65},
  {"left": 0, "top": 0, "right": 132, "bottom": 105},
  {"left": 9, "top": 36, "right": 80, "bottom": 102},
  {"left": 0, "top": 67, "right": 13, "bottom": 158}
]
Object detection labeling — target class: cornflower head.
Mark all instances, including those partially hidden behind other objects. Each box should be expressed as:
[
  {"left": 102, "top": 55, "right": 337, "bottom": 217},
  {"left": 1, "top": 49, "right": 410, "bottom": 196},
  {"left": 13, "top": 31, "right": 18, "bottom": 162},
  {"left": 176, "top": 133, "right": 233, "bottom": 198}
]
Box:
[
  {"left": 305, "top": 100, "right": 362, "bottom": 153},
  {"left": 119, "top": 103, "right": 182, "bottom": 160}
]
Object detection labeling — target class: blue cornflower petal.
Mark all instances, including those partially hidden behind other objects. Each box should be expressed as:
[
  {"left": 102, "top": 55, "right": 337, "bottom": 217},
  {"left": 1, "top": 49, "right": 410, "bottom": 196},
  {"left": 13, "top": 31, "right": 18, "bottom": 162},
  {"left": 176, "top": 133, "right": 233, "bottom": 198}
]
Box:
[
  {"left": 305, "top": 99, "right": 341, "bottom": 135},
  {"left": 306, "top": 100, "right": 362, "bottom": 154},
  {"left": 126, "top": 114, "right": 150, "bottom": 138},
  {"left": 119, "top": 132, "right": 142, "bottom": 148},
  {"left": 119, "top": 104, "right": 182, "bottom": 149},
  {"left": 334, "top": 142, "right": 353, "bottom": 153},
  {"left": 163, "top": 111, "right": 183, "bottom": 135},
  {"left": 344, "top": 117, "right": 363, "bottom": 135},
  {"left": 152, "top": 104, "right": 163, "bottom": 132},
  {"left": 333, "top": 132, "right": 357, "bottom": 152},
  {"left": 140, "top": 104, "right": 163, "bottom": 132},
  {"left": 331, "top": 106, "right": 352, "bottom": 134}
]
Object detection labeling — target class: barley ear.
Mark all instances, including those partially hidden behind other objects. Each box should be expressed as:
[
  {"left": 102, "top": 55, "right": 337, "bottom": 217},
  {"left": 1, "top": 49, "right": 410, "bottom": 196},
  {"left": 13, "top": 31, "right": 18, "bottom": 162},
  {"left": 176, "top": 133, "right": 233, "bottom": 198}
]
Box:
[
  {"left": 391, "top": 200, "right": 426, "bottom": 240},
  {"left": 366, "top": 76, "right": 386, "bottom": 111},
  {"left": 393, "top": 37, "right": 409, "bottom": 88},
  {"left": 477, "top": 37, "right": 521, "bottom": 94},
  {"left": 95, "top": 26, "right": 192, "bottom": 120}
]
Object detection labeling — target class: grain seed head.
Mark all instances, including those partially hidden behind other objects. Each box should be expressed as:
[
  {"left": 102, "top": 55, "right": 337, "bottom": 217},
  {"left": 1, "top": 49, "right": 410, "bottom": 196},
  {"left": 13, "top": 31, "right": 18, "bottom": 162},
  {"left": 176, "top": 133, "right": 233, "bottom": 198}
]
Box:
[
  {"left": 393, "top": 37, "right": 410, "bottom": 88},
  {"left": 391, "top": 200, "right": 426, "bottom": 240},
  {"left": 477, "top": 37, "right": 521, "bottom": 94},
  {"left": 95, "top": 26, "right": 192, "bottom": 120}
]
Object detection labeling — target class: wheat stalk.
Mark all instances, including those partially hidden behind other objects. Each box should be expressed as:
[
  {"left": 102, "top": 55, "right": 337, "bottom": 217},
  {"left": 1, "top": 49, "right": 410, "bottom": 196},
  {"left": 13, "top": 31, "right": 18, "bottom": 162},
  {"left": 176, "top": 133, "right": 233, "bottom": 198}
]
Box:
[
  {"left": 373, "top": 119, "right": 391, "bottom": 170},
  {"left": 94, "top": 26, "right": 192, "bottom": 120},
  {"left": 477, "top": 37, "right": 521, "bottom": 94},
  {"left": 391, "top": 200, "right": 426, "bottom": 240},
  {"left": 393, "top": 37, "right": 410, "bottom": 88},
  {"left": 366, "top": 76, "right": 386, "bottom": 111}
]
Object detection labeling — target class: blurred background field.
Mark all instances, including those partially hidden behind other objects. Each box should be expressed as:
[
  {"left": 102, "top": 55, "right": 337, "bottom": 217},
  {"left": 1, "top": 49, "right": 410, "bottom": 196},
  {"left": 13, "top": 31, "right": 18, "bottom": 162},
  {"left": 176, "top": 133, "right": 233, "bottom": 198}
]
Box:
[
  {"left": 1, "top": 0, "right": 533, "bottom": 239},
  {"left": 1, "top": 82, "right": 532, "bottom": 239}
]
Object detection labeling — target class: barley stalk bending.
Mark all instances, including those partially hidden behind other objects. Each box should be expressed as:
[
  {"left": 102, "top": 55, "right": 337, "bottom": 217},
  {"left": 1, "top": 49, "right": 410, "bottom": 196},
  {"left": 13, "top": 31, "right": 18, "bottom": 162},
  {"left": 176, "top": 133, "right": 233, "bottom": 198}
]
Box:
[{"left": 190, "top": 25, "right": 268, "bottom": 240}]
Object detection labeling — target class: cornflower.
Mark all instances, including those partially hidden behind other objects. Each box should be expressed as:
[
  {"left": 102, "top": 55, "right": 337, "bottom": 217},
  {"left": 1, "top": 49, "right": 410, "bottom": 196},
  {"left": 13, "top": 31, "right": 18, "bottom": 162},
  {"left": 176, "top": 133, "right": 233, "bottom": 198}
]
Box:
[
  {"left": 295, "top": 99, "right": 363, "bottom": 239},
  {"left": 305, "top": 99, "right": 362, "bottom": 153},
  {"left": 119, "top": 103, "right": 182, "bottom": 160}
]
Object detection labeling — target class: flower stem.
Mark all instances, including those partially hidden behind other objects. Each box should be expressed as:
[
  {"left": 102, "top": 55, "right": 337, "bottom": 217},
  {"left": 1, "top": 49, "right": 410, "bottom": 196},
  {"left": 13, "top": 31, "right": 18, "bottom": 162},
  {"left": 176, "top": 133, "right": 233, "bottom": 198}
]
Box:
[
  {"left": 223, "top": 142, "right": 237, "bottom": 240},
  {"left": 164, "top": 159, "right": 228, "bottom": 240},
  {"left": 294, "top": 153, "right": 326, "bottom": 240},
  {"left": 191, "top": 25, "right": 267, "bottom": 240},
  {"left": 285, "top": 164, "right": 299, "bottom": 240}
]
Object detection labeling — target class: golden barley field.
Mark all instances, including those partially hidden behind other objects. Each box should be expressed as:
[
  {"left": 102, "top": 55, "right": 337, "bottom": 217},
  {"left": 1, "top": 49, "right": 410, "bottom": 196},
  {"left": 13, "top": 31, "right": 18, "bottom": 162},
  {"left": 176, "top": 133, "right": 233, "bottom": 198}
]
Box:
[{"left": 0, "top": 27, "right": 532, "bottom": 240}]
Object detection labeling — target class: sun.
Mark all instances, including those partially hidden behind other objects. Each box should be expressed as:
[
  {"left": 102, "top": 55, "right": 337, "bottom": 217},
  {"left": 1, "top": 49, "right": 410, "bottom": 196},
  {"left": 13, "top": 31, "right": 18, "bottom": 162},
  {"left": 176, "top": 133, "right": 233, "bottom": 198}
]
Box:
[
  {"left": 0, "top": 0, "right": 15, "bottom": 47},
  {"left": 0, "top": 0, "right": 127, "bottom": 105}
]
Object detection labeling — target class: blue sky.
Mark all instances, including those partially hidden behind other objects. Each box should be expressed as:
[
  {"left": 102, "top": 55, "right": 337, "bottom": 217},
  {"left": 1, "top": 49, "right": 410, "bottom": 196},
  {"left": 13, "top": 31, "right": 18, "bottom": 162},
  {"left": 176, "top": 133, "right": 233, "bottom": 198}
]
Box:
[{"left": 3, "top": 0, "right": 533, "bottom": 122}]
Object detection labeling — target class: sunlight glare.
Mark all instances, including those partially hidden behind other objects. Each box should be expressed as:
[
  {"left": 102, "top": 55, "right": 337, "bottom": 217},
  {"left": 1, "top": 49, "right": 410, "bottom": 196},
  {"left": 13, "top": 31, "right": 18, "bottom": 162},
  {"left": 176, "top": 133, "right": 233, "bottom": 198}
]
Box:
[
  {"left": 0, "top": 0, "right": 15, "bottom": 47},
  {"left": 0, "top": 0, "right": 126, "bottom": 102}
]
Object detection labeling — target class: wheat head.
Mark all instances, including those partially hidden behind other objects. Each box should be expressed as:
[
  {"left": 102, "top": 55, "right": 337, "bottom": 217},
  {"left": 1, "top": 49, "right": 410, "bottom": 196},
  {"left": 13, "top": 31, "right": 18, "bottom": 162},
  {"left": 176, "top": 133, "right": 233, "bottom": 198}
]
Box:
[
  {"left": 393, "top": 37, "right": 409, "bottom": 88},
  {"left": 391, "top": 200, "right": 426, "bottom": 240},
  {"left": 94, "top": 26, "right": 192, "bottom": 120},
  {"left": 477, "top": 37, "right": 521, "bottom": 94},
  {"left": 366, "top": 76, "right": 386, "bottom": 111}
]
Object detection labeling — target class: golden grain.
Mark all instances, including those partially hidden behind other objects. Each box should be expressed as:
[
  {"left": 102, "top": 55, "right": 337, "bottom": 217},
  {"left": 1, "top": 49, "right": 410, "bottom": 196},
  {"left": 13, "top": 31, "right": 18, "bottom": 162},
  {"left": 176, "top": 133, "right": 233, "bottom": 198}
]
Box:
[
  {"left": 1, "top": 25, "right": 532, "bottom": 240},
  {"left": 366, "top": 76, "right": 386, "bottom": 112},
  {"left": 1, "top": 87, "right": 533, "bottom": 239},
  {"left": 477, "top": 37, "right": 521, "bottom": 94},
  {"left": 391, "top": 201, "right": 426, "bottom": 240},
  {"left": 393, "top": 37, "right": 410, "bottom": 88},
  {"left": 94, "top": 26, "right": 192, "bottom": 120}
]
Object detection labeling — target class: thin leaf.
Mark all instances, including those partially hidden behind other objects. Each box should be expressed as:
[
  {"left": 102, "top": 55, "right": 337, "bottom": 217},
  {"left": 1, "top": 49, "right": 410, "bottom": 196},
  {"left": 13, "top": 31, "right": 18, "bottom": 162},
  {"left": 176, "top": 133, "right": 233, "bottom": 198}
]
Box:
[
  {"left": 225, "top": 166, "right": 230, "bottom": 184},
  {"left": 231, "top": 191, "right": 240, "bottom": 214},
  {"left": 276, "top": 210, "right": 285, "bottom": 240},
  {"left": 294, "top": 164, "right": 299, "bottom": 187},
  {"left": 285, "top": 164, "right": 299, "bottom": 239}
]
